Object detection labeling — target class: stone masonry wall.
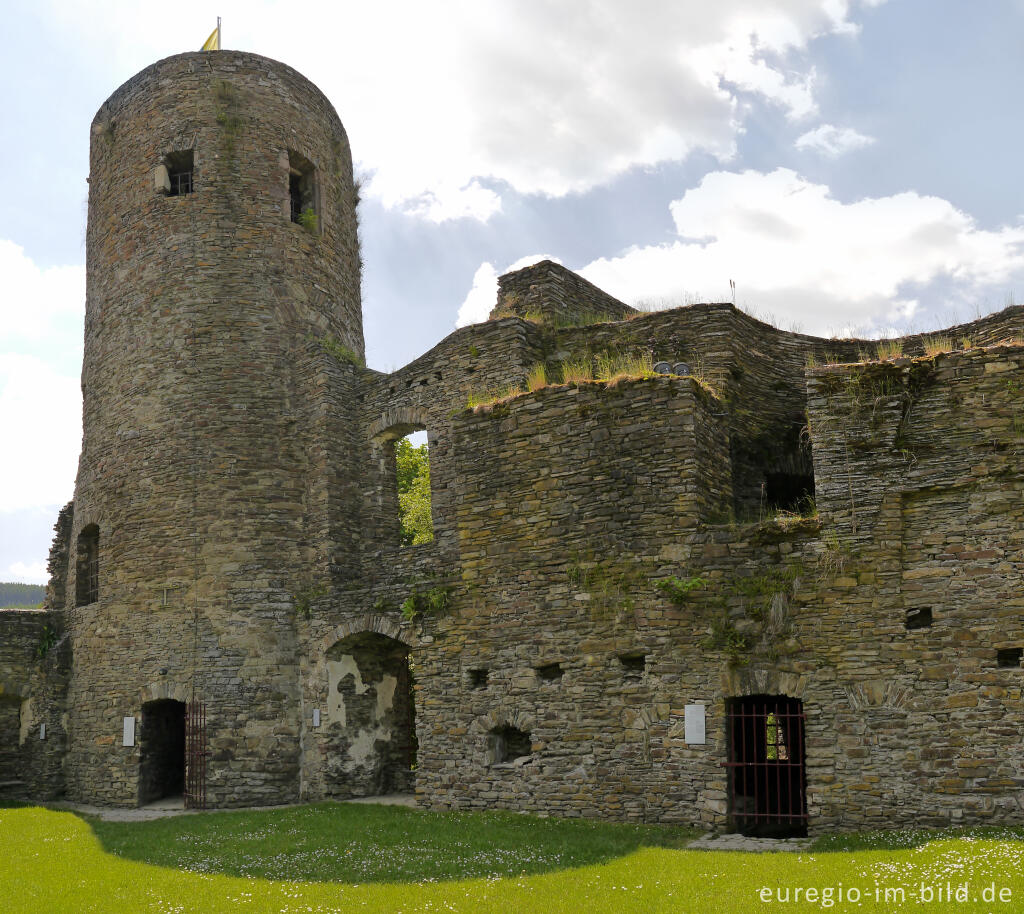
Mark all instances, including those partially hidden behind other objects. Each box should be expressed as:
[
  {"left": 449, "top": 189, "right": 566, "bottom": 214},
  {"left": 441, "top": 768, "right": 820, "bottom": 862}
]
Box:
[
  {"left": 0, "top": 610, "right": 69, "bottom": 800},
  {"left": 494, "top": 260, "right": 637, "bottom": 324}
]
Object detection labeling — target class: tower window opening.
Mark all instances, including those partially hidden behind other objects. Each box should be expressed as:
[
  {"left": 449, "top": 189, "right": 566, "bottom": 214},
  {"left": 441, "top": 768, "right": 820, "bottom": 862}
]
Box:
[
  {"left": 76, "top": 524, "right": 99, "bottom": 606},
  {"left": 165, "top": 150, "right": 194, "bottom": 196},
  {"left": 288, "top": 150, "right": 317, "bottom": 226},
  {"left": 395, "top": 429, "right": 433, "bottom": 547}
]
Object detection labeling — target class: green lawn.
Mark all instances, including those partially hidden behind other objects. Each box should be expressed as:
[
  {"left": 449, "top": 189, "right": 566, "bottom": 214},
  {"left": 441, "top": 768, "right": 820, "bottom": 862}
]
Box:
[{"left": 3, "top": 803, "right": 1024, "bottom": 913}]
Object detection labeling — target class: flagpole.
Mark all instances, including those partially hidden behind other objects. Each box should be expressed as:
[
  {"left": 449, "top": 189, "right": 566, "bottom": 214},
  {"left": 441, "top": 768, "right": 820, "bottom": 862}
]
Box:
[{"left": 218, "top": 16, "right": 222, "bottom": 48}]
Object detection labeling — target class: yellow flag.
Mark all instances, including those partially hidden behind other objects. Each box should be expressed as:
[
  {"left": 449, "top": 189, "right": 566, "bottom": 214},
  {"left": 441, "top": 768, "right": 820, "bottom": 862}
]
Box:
[{"left": 200, "top": 26, "right": 220, "bottom": 51}]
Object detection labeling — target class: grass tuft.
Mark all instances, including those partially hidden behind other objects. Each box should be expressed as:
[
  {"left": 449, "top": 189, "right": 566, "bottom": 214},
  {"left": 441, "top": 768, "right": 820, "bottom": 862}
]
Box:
[
  {"left": 922, "top": 334, "right": 952, "bottom": 357},
  {"left": 560, "top": 357, "right": 594, "bottom": 384},
  {"left": 875, "top": 338, "right": 904, "bottom": 361},
  {"left": 526, "top": 362, "right": 548, "bottom": 391}
]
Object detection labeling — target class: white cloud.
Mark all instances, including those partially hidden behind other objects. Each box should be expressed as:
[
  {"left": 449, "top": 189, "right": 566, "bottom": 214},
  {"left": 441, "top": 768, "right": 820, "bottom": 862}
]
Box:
[
  {"left": 7, "top": 561, "right": 48, "bottom": 586},
  {"left": 0, "top": 239, "right": 84, "bottom": 345},
  {"left": 41, "top": 0, "right": 881, "bottom": 220},
  {"left": 0, "top": 240, "right": 83, "bottom": 513},
  {"left": 0, "top": 352, "right": 81, "bottom": 513},
  {"left": 579, "top": 168, "right": 1024, "bottom": 335},
  {"left": 456, "top": 254, "right": 560, "bottom": 328},
  {"left": 796, "top": 124, "right": 876, "bottom": 156}
]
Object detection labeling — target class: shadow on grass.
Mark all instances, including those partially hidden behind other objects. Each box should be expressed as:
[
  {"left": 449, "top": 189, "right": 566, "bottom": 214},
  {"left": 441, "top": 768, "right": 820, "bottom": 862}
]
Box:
[
  {"left": 812, "top": 825, "right": 1024, "bottom": 853},
  {"left": 87, "top": 801, "right": 698, "bottom": 884},
  {"left": 0, "top": 798, "right": 31, "bottom": 809}
]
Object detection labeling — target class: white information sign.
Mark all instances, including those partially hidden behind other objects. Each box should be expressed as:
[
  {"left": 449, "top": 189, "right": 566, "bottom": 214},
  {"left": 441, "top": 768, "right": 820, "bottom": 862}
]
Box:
[
  {"left": 684, "top": 704, "right": 706, "bottom": 744},
  {"left": 123, "top": 716, "right": 136, "bottom": 747},
  {"left": 312, "top": 709, "right": 321, "bottom": 728}
]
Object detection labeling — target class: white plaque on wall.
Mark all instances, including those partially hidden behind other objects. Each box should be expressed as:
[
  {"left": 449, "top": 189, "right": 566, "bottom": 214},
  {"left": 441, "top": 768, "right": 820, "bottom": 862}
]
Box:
[
  {"left": 123, "top": 716, "right": 136, "bottom": 747},
  {"left": 39, "top": 723, "right": 46, "bottom": 740},
  {"left": 684, "top": 704, "right": 706, "bottom": 744},
  {"left": 312, "top": 709, "right": 321, "bottom": 728}
]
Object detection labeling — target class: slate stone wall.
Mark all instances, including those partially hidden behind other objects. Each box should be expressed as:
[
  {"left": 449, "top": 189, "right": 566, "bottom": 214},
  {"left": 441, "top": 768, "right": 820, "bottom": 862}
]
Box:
[
  {"left": 10, "top": 49, "right": 1024, "bottom": 832},
  {"left": 494, "top": 260, "right": 637, "bottom": 323}
]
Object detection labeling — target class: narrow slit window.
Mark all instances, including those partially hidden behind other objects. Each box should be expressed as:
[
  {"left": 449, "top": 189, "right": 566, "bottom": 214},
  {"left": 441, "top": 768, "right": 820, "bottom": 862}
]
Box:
[
  {"left": 76, "top": 524, "right": 99, "bottom": 606},
  {"left": 165, "top": 150, "right": 194, "bottom": 196},
  {"left": 288, "top": 150, "right": 317, "bottom": 227}
]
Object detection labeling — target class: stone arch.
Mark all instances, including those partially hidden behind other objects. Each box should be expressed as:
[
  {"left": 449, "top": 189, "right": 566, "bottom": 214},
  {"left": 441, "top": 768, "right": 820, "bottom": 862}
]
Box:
[
  {"left": 139, "top": 681, "right": 193, "bottom": 705},
  {"left": 472, "top": 708, "right": 537, "bottom": 735},
  {"left": 368, "top": 406, "right": 433, "bottom": 444},
  {"left": 722, "top": 667, "right": 808, "bottom": 700},
  {"left": 0, "top": 678, "right": 29, "bottom": 702},
  {"left": 319, "top": 614, "right": 415, "bottom": 655}
]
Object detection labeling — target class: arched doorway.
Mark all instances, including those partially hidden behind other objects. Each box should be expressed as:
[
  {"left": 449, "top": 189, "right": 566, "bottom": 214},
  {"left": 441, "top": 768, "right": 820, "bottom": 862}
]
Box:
[
  {"left": 726, "top": 694, "right": 808, "bottom": 837},
  {"left": 139, "top": 699, "right": 185, "bottom": 804},
  {"left": 324, "top": 631, "right": 415, "bottom": 796}
]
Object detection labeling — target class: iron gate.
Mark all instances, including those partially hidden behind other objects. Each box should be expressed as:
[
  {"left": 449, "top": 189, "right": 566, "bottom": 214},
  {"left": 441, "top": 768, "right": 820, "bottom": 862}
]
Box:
[
  {"left": 725, "top": 695, "right": 807, "bottom": 836},
  {"left": 184, "top": 700, "right": 207, "bottom": 810}
]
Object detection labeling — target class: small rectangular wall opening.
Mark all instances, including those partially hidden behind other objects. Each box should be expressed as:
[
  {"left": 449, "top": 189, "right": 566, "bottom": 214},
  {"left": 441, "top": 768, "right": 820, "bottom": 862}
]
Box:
[
  {"left": 288, "top": 150, "right": 317, "bottom": 227},
  {"left": 535, "top": 662, "right": 563, "bottom": 682},
  {"left": 619, "top": 653, "right": 647, "bottom": 677},
  {"left": 468, "top": 669, "right": 488, "bottom": 690},
  {"left": 164, "top": 150, "right": 194, "bottom": 196},
  {"left": 997, "top": 648, "right": 1023, "bottom": 668},
  {"left": 905, "top": 607, "right": 932, "bottom": 630}
]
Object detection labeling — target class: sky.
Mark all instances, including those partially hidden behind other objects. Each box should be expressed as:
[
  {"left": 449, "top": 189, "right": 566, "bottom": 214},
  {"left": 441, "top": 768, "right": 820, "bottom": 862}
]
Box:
[{"left": 2, "top": 0, "right": 1023, "bottom": 584}]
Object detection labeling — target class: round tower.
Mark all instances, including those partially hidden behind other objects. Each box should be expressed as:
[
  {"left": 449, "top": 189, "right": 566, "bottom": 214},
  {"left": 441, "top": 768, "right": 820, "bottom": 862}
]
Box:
[{"left": 65, "top": 51, "right": 362, "bottom": 806}]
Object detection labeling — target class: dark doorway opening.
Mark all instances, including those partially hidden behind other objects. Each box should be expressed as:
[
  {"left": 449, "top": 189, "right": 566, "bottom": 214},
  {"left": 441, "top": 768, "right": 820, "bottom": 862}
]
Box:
[
  {"left": 139, "top": 699, "right": 185, "bottom": 804},
  {"left": 0, "top": 696, "right": 23, "bottom": 792},
  {"left": 726, "top": 694, "right": 808, "bottom": 837}
]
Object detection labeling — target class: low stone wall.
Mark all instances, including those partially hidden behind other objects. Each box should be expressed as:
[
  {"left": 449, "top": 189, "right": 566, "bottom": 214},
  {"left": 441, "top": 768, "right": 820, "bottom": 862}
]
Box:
[{"left": 0, "top": 609, "right": 68, "bottom": 799}]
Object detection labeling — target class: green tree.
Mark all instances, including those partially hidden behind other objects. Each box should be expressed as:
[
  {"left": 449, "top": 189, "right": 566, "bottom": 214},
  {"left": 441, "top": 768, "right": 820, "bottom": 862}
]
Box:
[{"left": 395, "top": 436, "right": 433, "bottom": 546}]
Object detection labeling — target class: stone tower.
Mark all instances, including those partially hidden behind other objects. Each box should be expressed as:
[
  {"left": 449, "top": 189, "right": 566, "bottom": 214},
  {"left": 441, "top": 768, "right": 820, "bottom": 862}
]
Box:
[{"left": 64, "top": 50, "right": 362, "bottom": 806}]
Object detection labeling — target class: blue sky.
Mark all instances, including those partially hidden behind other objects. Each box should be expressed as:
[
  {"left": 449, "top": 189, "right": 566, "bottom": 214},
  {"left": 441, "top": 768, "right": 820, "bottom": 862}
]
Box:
[{"left": 2, "top": 0, "right": 1023, "bottom": 584}]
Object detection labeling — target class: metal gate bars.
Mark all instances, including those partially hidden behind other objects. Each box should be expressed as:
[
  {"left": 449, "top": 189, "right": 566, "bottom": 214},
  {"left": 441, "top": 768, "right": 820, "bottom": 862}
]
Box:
[
  {"left": 725, "top": 695, "right": 807, "bottom": 837},
  {"left": 184, "top": 700, "right": 207, "bottom": 810}
]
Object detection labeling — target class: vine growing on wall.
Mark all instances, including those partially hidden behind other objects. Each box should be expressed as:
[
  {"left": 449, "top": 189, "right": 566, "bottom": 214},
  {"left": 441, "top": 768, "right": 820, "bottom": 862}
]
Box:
[
  {"left": 213, "top": 79, "right": 243, "bottom": 158},
  {"left": 400, "top": 585, "right": 451, "bottom": 621},
  {"left": 36, "top": 624, "right": 59, "bottom": 660}
]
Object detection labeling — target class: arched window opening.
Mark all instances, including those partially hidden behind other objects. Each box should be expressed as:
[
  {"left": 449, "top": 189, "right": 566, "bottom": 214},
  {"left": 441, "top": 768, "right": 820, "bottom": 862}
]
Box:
[
  {"left": 488, "top": 725, "right": 532, "bottom": 766},
  {"left": 395, "top": 429, "right": 432, "bottom": 547},
  {"left": 76, "top": 524, "right": 99, "bottom": 606}
]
